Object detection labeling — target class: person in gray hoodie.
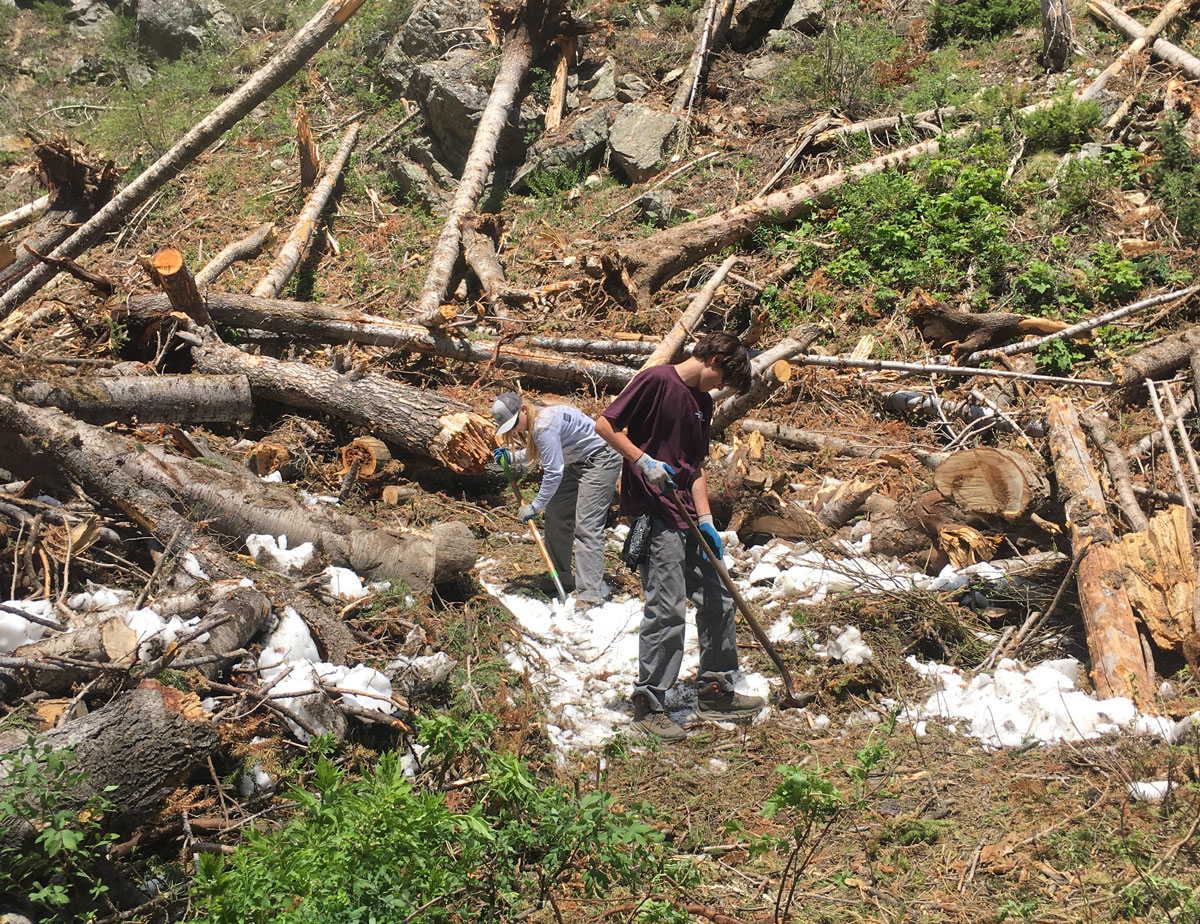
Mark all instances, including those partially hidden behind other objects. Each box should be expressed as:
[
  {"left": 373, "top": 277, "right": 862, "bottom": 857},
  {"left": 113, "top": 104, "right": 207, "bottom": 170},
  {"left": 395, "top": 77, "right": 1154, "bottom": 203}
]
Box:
[{"left": 492, "top": 394, "right": 622, "bottom": 605}]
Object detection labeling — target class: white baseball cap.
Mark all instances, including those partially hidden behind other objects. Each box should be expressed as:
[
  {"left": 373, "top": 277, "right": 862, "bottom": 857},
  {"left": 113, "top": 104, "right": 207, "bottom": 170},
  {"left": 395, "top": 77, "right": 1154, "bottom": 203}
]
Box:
[{"left": 491, "top": 392, "right": 522, "bottom": 435}]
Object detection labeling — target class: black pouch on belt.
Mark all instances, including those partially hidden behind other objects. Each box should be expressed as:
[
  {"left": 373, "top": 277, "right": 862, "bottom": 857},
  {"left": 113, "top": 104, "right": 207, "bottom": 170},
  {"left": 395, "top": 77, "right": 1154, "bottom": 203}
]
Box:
[{"left": 619, "top": 513, "right": 652, "bottom": 571}]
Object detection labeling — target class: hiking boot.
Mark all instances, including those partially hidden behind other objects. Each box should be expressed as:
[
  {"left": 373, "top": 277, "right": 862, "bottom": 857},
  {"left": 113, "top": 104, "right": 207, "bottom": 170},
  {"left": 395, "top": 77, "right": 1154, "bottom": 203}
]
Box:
[
  {"left": 695, "top": 683, "right": 767, "bottom": 722},
  {"left": 631, "top": 694, "right": 688, "bottom": 742}
]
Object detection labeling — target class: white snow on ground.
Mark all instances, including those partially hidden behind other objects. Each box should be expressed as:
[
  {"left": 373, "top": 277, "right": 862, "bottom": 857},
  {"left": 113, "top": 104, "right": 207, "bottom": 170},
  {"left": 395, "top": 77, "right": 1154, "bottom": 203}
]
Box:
[{"left": 479, "top": 526, "right": 1200, "bottom": 763}]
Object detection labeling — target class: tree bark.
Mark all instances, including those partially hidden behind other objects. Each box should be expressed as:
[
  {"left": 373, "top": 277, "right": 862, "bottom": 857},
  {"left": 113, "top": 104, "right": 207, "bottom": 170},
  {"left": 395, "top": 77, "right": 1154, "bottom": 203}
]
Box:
[
  {"left": 1081, "top": 407, "right": 1149, "bottom": 531},
  {"left": 1040, "top": 0, "right": 1074, "bottom": 72},
  {"left": 251, "top": 121, "right": 361, "bottom": 298},
  {"left": 196, "top": 221, "right": 276, "bottom": 287},
  {"left": 671, "top": 0, "right": 736, "bottom": 115},
  {"left": 0, "top": 0, "right": 368, "bottom": 320},
  {"left": 1115, "top": 326, "right": 1200, "bottom": 397},
  {"left": 711, "top": 325, "right": 822, "bottom": 434},
  {"left": 740, "top": 418, "right": 901, "bottom": 459},
  {"left": 1115, "top": 505, "right": 1197, "bottom": 650},
  {"left": 1088, "top": 0, "right": 1200, "bottom": 80},
  {"left": 413, "top": 3, "right": 546, "bottom": 327},
  {"left": 0, "top": 194, "right": 50, "bottom": 236},
  {"left": 122, "top": 291, "right": 640, "bottom": 390},
  {"left": 191, "top": 335, "right": 496, "bottom": 474},
  {"left": 0, "top": 397, "right": 478, "bottom": 589},
  {"left": 1044, "top": 396, "right": 1155, "bottom": 705},
  {"left": 933, "top": 448, "right": 1051, "bottom": 518},
  {"left": 10, "top": 374, "right": 254, "bottom": 425}
]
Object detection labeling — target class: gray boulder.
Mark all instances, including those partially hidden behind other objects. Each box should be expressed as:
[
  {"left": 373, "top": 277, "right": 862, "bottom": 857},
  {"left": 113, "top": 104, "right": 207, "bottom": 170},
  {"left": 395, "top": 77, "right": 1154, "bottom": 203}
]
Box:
[
  {"left": 581, "top": 57, "right": 616, "bottom": 101},
  {"left": 69, "top": 0, "right": 114, "bottom": 37},
  {"left": 392, "top": 0, "right": 487, "bottom": 60},
  {"left": 131, "top": 0, "right": 240, "bottom": 59},
  {"left": 636, "top": 190, "right": 678, "bottom": 227},
  {"left": 782, "top": 0, "right": 824, "bottom": 34},
  {"left": 608, "top": 104, "right": 680, "bottom": 184},
  {"left": 729, "top": 0, "right": 794, "bottom": 49},
  {"left": 512, "top": 106, "right": 612, "bottom": 193},
  {"left": 615, "top": 73, "right": 650, "bottom": 103}
]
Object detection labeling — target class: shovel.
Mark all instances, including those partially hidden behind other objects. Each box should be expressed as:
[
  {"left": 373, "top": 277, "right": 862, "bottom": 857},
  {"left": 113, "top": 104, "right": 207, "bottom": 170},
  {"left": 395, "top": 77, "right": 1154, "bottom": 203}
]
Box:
[
  {"left": 499, "top": 454, "right": 568, "bottom": 604},
  {"left": 665, "top": 484, "right": 814, "bottom": 709}
]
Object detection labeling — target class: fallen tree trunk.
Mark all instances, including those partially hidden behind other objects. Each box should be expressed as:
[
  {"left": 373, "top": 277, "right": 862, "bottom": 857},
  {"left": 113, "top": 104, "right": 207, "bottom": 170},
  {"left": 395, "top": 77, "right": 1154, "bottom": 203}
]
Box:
[
  {"left": 414, "top": 0, "right": 566, "bottom": 327},
  {"left": 671, "top": 0, "right": 736, "bottom": 116},
  {"left": 641, "top": 256, "right": 737, "bottom": 369},
  {"left": 10, "top": 373, "right": 254, "bottom": 425},
  {"left": 1, "top": 681, "right": 219, "bottom": 853},
  {"left": 251, "top": 121, "right": 361, "bottom": 298},
  {"left": 0, "top": 397, "right": 478, "bottom": 590},
  {"left": 1081, "top": 407, "right": 1150, "bottom": 531},
  {"left": 1079, "top": 0, "right": 1190, "bottom": 101},
  {"left": 882, "top": 389, "right": 1047, "bottom": 438},
  {"left": 616, "top": 138, "right": 942, "bottom": 296},
  {"left": 1115, "top": 326, "right": 1200, "bottom": 397},
  {"left": 1045, "top": 396, "right": 1155, "bottom": 705},
  {"left": 932, "top": 448, "right": 1051, "bottom": 519},
  {"left": 740, "top": 419, "right": 901, "bottom": 459},
  {"left": 0, "top": 194, "right": 50, "bottom": 236},
  {"left": 1115, "top": 505, "right": 1197, "bottom": 651},
  {"left": 122, "top": 291, "right": 639, "bottom": 390},
  {"left": 0, "top": 0, "right": 368, "bottom": 321},
  {"left": 196, "top": 221, "right": 276, "bottom": 287},
  {"left": 711, "top": 325, "right": 822, "bottom": 434},
  {"left": 191, "top": 335, "right": 495, "bottom": 474},
  {"left": 1088, "top": 0, "right": 1200, "bottom": 80}
]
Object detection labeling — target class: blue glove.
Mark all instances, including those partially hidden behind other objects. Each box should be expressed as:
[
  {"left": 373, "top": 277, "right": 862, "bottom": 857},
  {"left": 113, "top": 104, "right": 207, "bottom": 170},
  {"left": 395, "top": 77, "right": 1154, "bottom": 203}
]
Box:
[
  {"left": 697, "top": 514, "right": 723, "bottom": 563},
  {"left": 635, "top": 452, "right": 675, "bottom": 490},
  {"left": 493, "top": 447, "right": 511, "bottom": 466},
  {"left": 518, "top": 504, "right": 538, "bottom": 523}
]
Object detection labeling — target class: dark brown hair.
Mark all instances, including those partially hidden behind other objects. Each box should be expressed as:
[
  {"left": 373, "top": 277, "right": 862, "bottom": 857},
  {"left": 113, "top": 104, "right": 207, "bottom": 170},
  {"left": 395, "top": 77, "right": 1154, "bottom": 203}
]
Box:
[{"left": 693, "top": 332, "right": 751, "bottom": 394}]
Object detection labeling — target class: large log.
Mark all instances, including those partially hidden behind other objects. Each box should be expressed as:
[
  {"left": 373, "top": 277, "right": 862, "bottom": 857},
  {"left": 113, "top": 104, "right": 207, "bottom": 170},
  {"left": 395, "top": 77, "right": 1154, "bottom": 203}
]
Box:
[
  {"left": 122, "top": 292, "right": 639, "bottom": 390},
  {"left": 1115, "top": 326, "right": 1200, "bottom": 397},
  {"left": 0, "top": 681, "right": 219, "bottom": 852},
  {"left": 191, "top": 335, "right": 495, "bottom": 473},
  {"left": 932, "top": 448, "right": 1050, "bottom": 518},
  {"left": 0, "top": 397, "right": 478, "bottom": 589},
  {"left": 1045, "top": 396, "right": 1155, "bottom": 705},
  {"left": 711, "top": 325, "right": 822, "bottom": 434},
  {"left": 11, "top": 373, "right": 254, "bottom": 425},
  {"left": 1089, "top": 0, "right": 1200, "bottom": 80},
  {"left": 0, "top": 0, "right": 368, "bottom": 320}
]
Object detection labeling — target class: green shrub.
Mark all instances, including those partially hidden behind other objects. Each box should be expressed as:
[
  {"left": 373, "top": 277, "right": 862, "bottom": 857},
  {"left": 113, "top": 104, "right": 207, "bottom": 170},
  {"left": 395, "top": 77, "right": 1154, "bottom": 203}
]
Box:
[
  {"left": 929, "top": 0, "right": 1039, "bottom": 42},
  {"left": 0, "top": 738, "right": 118, "bottom": 920},
  {"left": 1019, "top": 93, "right": 1101, "bottom": 152},
  {"left": 772, "top": 17, "right": 904, "bottom": 112},
  {"left": 194, "top": 733, "right": 678, "bottom": 923},
  {"left": 1152, "top": 112, "right": 1200, "bottom": 243}
]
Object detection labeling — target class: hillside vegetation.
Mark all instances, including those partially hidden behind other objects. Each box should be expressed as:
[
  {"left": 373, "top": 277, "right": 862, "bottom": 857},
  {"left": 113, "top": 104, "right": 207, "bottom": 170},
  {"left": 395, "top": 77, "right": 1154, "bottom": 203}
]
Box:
[{"left": 2, "top": 0, "right": 1200, "bottom": 921}]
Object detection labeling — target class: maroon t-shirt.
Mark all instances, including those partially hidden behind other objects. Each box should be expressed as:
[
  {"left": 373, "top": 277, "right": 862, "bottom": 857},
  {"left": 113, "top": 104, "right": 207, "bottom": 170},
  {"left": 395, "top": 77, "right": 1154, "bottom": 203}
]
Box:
[{"left": 600, "top": 364, "right": 711, "bottom": 530}]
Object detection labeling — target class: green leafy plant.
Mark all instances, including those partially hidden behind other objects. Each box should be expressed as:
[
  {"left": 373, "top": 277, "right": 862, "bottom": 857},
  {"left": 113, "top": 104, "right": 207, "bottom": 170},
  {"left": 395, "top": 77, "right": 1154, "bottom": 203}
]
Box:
[
  {"left": 1152, "top": 111, "right": 1200, "bottom": 243},
  {"left": 526, "top": 162, "right": 586, "bottom": 198},
  {"left": 1018, "top": 93, "right": 1101, "bottom": 152},
  {"left": 930, "top": 0, "right": 1038, "bottom": 42},
  {"left": 194, "top": 743, "right": 678, "bottom": 924},
  {"left": 1036, "top": 337, "right": 1086, "bottom": 374},
  {"left": 0, "top": 738, "right": 119, "bottom": 920}
]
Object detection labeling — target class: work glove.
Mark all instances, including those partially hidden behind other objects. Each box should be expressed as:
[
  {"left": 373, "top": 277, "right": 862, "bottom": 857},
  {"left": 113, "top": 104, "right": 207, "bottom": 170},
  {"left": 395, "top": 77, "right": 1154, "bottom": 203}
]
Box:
[
  {"left": 518, "top": 504, "right": 538, "bottom": 523},
  {"left": 697, "top": 514, "right": 724, "bottom": 563},
  {"left": 635, "top": 452, "right": 675, "bottom": 490},
  {"left": 493, "top": 447, "right": 511, "bottom": 466}
]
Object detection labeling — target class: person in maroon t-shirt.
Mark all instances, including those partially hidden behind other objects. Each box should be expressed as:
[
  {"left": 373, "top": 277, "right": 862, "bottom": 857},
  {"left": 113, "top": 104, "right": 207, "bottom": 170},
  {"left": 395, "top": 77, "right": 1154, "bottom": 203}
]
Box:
[{"left": 595, "top": 332, "right": 765, "bottom": 741}]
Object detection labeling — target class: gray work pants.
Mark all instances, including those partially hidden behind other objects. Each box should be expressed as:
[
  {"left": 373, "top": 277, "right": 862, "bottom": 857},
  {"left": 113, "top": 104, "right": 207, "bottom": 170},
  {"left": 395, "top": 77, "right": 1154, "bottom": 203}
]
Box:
[
  {"left": 633, "top": 516, "right": 739, "bottom": 711},
  {"left": 543, "top": 447, "right": 622, "bottom": 601}
]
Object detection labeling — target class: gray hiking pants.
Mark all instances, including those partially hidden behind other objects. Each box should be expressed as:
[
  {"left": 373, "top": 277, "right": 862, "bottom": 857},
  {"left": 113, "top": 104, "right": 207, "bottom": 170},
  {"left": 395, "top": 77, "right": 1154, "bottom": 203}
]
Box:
[
  {"left": 544, "top": 446, "right": 622, "bottom": 601},
  {"left": 633, "top": 516, "right": 739, "bottom": 711}
]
